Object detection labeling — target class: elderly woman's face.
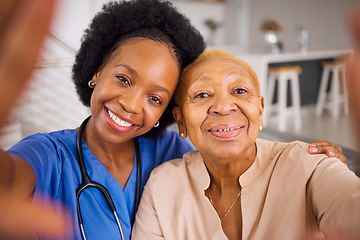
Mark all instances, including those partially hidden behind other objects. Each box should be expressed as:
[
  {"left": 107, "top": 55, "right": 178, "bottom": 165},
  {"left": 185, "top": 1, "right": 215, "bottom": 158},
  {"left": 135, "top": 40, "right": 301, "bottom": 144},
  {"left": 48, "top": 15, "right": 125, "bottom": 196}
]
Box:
[{"left": 174, "top": 56, "right": 264, "bottom": 159}]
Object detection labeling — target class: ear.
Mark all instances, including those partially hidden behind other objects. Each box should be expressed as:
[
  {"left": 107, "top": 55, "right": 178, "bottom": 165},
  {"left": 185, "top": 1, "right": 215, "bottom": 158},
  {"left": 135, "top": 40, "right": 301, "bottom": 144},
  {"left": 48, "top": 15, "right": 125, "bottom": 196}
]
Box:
[
  {"left": 92, "top": 70, "right": 101, "bottom": 83},
  {"left": 259, "top": 96, "right": 265, "bottom": 128},
  {"left": 173, "top": 106, "right": 187, "bottom": 138}
]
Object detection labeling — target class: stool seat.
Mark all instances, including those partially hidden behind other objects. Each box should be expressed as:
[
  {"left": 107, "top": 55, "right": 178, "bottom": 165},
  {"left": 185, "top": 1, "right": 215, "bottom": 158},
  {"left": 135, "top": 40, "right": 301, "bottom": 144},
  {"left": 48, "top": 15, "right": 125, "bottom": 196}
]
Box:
[
  {"left": 321, "top": 60, "right": 349, "bottom": 67},
  {"left": 268, "top": 66, "right": 302, "bottom": 75},
  {"left": 315, "top": 60, "right": 349, "bottom": 119},
  {"left": 265, "top": 65, "right": 302, "bottom": 132}
]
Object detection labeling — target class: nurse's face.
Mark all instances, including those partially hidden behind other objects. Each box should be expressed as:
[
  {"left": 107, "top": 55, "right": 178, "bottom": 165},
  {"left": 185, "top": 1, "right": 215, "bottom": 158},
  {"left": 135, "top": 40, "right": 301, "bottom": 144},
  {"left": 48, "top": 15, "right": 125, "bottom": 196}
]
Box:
[
  {"left": 174, "top": 56, "right": 264, "bottom": 160},
  {"left": 90, "top": 38, "right": 179, "bottom": 143}
]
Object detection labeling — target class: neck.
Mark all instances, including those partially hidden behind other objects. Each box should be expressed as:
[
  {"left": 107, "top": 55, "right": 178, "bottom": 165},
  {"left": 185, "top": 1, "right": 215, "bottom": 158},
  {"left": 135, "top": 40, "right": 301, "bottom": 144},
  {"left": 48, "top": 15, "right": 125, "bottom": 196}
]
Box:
[
  {"left": 203, "top": 144, "right": 256, "bottom": 192},
  {"left": 82, "top": 118, "right": 136, "bottom": 168}
]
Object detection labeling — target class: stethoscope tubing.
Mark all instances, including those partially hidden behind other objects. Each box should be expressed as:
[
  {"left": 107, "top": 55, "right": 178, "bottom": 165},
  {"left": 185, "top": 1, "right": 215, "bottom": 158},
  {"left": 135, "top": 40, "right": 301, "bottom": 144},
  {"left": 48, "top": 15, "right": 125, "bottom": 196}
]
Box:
[{"left": 75, "top": 116, "right": 141, "bottom": 240}]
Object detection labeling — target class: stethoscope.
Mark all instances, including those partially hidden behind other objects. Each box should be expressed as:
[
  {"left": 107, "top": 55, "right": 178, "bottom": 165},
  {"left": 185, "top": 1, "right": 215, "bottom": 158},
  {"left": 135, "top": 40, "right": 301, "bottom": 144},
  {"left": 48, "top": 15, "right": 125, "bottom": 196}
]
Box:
[{"left": 75, "top": 116, "right": 142, "bottom": 240}]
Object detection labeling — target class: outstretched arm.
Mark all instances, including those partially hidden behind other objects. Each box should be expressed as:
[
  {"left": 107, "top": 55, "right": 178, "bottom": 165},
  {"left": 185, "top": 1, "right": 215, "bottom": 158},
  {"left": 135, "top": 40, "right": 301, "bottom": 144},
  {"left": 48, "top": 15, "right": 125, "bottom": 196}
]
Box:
[{"left": 0, "top": 0, "right": 69, "bottom": 238}]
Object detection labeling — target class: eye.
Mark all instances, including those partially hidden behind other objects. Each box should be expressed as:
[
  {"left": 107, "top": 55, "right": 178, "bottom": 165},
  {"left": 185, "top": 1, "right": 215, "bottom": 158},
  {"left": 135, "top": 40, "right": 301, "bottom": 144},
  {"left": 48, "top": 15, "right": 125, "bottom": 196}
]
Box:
[
  {"left": 149, "top": 96, "right": 163, "bottom": 105},
  {"left": 234, "top": 88, "right": 247, "bottom": 94},
  {"left": 195, "top": 92, "right": 210, "bottom": 99},
  {"left": 116, "top": 75, "right": 131, "bottom": 86}
]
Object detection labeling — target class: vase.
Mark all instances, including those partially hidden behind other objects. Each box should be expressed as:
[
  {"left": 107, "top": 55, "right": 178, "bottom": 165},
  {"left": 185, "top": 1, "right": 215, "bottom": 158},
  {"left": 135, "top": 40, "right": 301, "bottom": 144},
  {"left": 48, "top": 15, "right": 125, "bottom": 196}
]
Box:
[{"left": 263, "top": 31, "right": 281, "bottom": 54}]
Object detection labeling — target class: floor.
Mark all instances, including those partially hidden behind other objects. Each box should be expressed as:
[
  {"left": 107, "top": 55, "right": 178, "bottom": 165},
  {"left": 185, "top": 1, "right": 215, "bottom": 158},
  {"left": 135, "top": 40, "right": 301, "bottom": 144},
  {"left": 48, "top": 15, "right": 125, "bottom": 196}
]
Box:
[{"left": 263, "top": 104, "right": 359, "bottom": 153}]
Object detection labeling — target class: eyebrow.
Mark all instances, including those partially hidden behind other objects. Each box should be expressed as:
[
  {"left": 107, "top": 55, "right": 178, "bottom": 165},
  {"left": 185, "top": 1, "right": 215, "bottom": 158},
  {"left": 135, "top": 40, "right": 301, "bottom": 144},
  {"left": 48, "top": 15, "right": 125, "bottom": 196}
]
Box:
[
  {"left": 115, "top": 64, "right": 171, "bottom": 97},
  {"left": 150, "top": 84, "right": 171, "bottom": 98},
  {"left": 115, "top": 64, "right": 138, "bottom": 77}
]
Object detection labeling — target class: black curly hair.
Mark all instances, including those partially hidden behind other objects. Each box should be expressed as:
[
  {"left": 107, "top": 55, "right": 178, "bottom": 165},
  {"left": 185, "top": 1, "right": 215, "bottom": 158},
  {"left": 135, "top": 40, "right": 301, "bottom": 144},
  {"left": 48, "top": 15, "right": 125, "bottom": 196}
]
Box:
[{"left": 72, "top": 0, "right": 205, "bottom": 137}]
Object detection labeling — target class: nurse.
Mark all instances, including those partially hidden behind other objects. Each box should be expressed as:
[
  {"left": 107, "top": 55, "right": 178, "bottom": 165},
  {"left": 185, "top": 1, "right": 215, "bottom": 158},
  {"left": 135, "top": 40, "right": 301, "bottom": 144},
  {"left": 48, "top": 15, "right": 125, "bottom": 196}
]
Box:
[
  {"left": 2, "top": 0, "right": 204, "bottom": 239},
  {"left": 0, "top": 0, "right": 347, "bottom": 239}
]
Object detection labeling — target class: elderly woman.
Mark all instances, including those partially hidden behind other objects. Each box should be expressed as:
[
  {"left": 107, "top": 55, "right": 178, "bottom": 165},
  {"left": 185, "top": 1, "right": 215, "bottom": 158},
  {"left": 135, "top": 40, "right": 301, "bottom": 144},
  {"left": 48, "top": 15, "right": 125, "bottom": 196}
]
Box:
[{"left": 131, "top": 50, "right": 360, "bottom": 240}]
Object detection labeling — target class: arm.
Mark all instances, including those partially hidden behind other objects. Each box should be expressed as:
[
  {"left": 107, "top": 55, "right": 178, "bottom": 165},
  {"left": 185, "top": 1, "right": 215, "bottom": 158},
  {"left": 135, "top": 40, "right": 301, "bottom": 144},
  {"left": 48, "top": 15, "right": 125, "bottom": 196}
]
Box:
[
  {"left": 132, "top": 178, "right": 164, "bottom": 240},
  {"left": 0, "top": 150, "right": 36, "bottom": 199},
  {"left": 0, "top": 0, "right": 68, "bottom": 238},
  {"left": 307, "top": 157, "right": 360, "bottom": 239}
]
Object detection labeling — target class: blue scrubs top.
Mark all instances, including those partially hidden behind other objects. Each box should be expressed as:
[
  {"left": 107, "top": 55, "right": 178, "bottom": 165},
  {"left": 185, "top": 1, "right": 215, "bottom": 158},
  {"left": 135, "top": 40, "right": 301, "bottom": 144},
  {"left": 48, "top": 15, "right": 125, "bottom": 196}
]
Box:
[{"left": 8, "top": 129, "right": 194, "bottom": 240}]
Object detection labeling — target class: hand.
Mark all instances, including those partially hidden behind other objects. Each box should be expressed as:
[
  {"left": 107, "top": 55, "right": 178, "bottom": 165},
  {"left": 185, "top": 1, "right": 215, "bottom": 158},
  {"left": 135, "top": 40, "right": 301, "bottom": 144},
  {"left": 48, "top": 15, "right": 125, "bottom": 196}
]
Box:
[
  {"left": 0, "top": 0, "right": 55, "bottom": 123},
  {"left": 308, "top": 140, "right": 346, "bottom": 164},
  {"left": 0, "top": 0, "right": 70, "bottom": 238},
  {"left": 0, "top": 192, "right": 70, "bottom": 238}
]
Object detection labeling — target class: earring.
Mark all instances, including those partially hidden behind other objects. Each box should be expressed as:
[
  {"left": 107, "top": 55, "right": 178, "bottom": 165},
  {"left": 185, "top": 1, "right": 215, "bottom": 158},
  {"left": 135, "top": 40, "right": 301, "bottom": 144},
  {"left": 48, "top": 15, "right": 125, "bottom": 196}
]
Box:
[
  {"left": 259, "top": 126, "right": 263, "bottom": 131},
  {"left": 88, "top": 80, "right": 95, "bottom": 88},
  {"left": 154, "top": 121, "right": 159, "bottom": 128},
  {"left": 180, "top": 132, "right": 185, "bottom": 138}
]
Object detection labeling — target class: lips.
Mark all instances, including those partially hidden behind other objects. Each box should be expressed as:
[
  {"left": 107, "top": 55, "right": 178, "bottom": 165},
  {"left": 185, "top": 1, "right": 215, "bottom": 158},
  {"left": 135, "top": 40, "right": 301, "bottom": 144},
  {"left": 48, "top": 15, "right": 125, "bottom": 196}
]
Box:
[
  {"left": 105, "top": 107, "right": 137, "bottom": 133},
  {"left": 208, "top": 124, "right": 244, "bottom": 139},
  {"left": 208, "top": 126, "right": 243, "bottom": 132},
  {"left": 107, "top": 109, "right": 134, "bottom": 127}
]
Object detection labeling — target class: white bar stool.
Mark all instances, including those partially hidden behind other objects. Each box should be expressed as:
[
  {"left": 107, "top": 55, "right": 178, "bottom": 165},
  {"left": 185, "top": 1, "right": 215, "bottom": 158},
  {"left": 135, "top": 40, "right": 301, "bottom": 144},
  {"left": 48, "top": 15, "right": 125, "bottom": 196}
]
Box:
[
  {"left": 265, "top": 66, "right": 302, "bottom": 132},
  {"left": 315, "top": 60, "right": 349, "bottom": 119}
]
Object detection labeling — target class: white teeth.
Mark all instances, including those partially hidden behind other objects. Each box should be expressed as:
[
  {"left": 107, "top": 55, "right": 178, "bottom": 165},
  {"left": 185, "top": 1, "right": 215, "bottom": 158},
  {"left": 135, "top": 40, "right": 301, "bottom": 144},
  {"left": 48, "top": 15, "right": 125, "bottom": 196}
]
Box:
[
  {"left": 107, "top": 109, "right": 133, "bottom": 127},
  {"left": 210, "top": 126, "right": 242, "bottom": 132}
]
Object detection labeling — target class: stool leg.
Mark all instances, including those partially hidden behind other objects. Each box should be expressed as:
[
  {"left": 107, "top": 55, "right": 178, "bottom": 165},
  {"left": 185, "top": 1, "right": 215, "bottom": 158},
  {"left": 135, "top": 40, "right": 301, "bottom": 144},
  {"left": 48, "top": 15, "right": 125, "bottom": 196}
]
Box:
[
  {"left": 332, "top": 67, "right": 340, "bottom": 119},
  {"left": 278, "top": 74, "right": 287, "bottom": 132},
  {"left": 316, "top": 67, "right": 330, "bottom": 116},
  {"left": 291, "top": 73, "right": 302, "bottom": 132},
  {"left": 341, "top": 65, "right": 349, "bottom": 116},
  {"left": 264, "top": 74, "right": 276, "bottom": 127}
]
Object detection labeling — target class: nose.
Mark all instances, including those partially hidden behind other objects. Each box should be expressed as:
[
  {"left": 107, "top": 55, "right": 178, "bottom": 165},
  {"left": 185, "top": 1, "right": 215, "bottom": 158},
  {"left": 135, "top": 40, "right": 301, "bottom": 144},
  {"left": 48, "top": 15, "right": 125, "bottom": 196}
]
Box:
[
  {"left": 118, "top": 90, "right": 143, "bottom": 114},
  {"left": 209, "top": 92, "right": 239, "bottom": 116}
]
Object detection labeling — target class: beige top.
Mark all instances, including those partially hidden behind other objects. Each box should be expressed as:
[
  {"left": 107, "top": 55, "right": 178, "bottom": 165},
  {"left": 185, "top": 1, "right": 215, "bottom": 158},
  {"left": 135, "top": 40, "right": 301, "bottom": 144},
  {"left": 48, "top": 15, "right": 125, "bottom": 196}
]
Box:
[{"left": 132, "top": 139, "right": 360, "bottom": 240}]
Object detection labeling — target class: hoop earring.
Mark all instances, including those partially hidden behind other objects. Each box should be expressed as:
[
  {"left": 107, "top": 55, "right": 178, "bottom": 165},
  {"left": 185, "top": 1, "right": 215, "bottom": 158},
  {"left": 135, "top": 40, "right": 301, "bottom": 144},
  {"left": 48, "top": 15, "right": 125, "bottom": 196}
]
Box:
[
  {"left": 88, "top": 80, "right": 95, "bottom": 88},
  {"left": 154, "top": 121, "right": 159, "bottom": 128}
]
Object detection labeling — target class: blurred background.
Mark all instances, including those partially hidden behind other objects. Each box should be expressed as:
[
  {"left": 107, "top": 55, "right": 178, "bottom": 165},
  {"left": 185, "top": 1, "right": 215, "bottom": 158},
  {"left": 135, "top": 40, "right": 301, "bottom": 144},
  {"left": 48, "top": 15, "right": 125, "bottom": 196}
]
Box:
[{"left": 1, "top": 0, "right": 359, "bottom": 172}]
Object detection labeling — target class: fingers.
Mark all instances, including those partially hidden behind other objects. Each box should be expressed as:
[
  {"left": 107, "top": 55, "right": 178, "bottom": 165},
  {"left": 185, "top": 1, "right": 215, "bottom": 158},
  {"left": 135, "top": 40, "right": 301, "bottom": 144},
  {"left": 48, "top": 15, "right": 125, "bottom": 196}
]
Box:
[
  {"left": 0, "top": 0, "right": 57, "bottom": 124},
  {"left": 308, "top": 140, "right": 347, "bottom": 164}
]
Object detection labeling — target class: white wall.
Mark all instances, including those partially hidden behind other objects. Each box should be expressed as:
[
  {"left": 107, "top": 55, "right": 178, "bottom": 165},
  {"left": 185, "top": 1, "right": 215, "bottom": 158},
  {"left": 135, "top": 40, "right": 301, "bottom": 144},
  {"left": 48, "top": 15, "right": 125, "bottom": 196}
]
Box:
[
  {"left": 45, "top": 0, "right": 360, "bottom": 56},
  {"left": 49, "top": 0, "right": 227, "bottom": 51},
  {"left": 50, "top": 0, "right": 110, "bottom": 50},
  {"left": 171, "top": 1, "right": 226, "bottom": 47},
  {"left": 248, "top": 0, "right": 359, "bottom": 53}
]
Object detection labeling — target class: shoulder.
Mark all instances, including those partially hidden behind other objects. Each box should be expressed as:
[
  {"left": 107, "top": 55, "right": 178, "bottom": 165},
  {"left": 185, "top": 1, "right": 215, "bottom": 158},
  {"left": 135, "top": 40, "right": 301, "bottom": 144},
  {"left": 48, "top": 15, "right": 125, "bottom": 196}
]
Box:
[
  {"left": 147, "top": 150, "right": 199, "bottom": 189},
  {"left": 150, "top": 157, "right": 187, "bottom": 182},
  {"left": 7, "top": 129, "right": 78, "bottom": 195},
  {"left": 256, "top": 138, "right": 329, "bottom": 174},
  {"left": 9, "top": 129, "right": 77, "bottom": 151},
  {"left": 139, "top": 130, "right": 195, "bottom": 163},
  {"left": 144, "top": 130, "right": 191, "bottom": 146},
  {"left": 256, "top": 138, "right": 309, "bottom": 153},
  {"left": 7, "top": 129, "right": 78, "bottom": 167},
  {"left": 257, "top": 138, "right": 320, "bottom": 160},
  {"left": 9, "top": 129, "right": 76, "bottom": 147}
]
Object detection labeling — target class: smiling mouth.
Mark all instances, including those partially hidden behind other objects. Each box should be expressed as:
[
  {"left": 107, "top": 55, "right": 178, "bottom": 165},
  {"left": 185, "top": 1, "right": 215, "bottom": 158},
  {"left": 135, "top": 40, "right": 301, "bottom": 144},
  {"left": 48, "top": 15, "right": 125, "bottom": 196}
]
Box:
[
  {"left": 208, "top": 126, "right": 243, "bottom": 132},
  {"left": 107, "top": 109, "right": 134, "bottom": 127}
]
